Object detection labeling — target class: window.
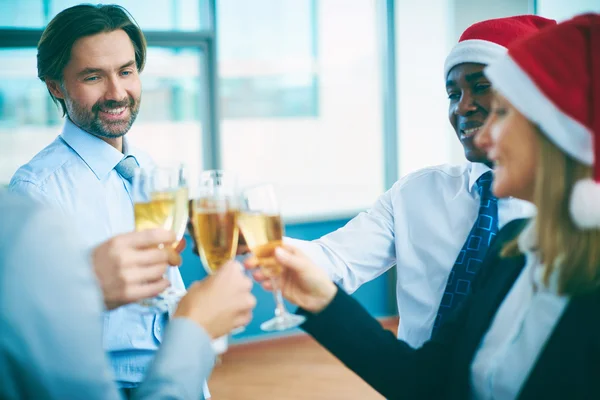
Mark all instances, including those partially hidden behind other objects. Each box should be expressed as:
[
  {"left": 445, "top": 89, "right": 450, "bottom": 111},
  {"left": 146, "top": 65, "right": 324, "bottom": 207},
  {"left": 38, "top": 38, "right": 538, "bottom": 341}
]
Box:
[
  {"left": 536, "top": 0, "right": 600, "bottom": 20},
  {"left": 126, "top": 47, "right": 206, "bottom": 180},
  {"left": 218, "top": 0, "right": 385, "bottom": 219},
  {"left": 0, "top": 49, "right": 62, "bottom": 182},
  {"left": 0, "top": 0, "right": 212, "bottom": 31},
  {"left": 218, "top": 0, "right": 318, "bottom": 119},
  {"left": 1, "top": 0, "right": 392, "bottom": 221},
  {"left": 0, "top": 0, "right": 215, "bottom": 186}
]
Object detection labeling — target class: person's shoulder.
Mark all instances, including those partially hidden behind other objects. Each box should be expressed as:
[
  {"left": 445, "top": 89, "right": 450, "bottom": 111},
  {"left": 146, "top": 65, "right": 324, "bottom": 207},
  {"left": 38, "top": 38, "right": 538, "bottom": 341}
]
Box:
[
  {"left": 0, "top": 190, "right": 59, "bottom": 270},
  {"left": 0, "top": 189, "right": 81, "bottom": 272},
  {"left": 0, "top": 190, "right": 62, "bottom": 238},
  {"left": 9, "top": 137, "right": 75, "bottom": 191},
  {"left": 390, "top": 162, "right": 471, "bottom": 192},
  {"left": 0, "top": 190, "right": 41, "bottom": 221}
]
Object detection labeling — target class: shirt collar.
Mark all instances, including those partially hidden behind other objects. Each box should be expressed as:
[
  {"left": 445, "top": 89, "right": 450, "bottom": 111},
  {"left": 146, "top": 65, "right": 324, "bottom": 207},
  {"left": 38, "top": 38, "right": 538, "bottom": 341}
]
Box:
[
  {"left": 517, "top": 219, "right": 538, "bottom": 253},
  {"left": 60, "top": 118, "right": 135, "bottom": 180},
  {"left": 518, "top": 219, "right": 564, "bottom": 294},
  {"left": 468, "top": 162, "right": 493, "bottom": 192}
]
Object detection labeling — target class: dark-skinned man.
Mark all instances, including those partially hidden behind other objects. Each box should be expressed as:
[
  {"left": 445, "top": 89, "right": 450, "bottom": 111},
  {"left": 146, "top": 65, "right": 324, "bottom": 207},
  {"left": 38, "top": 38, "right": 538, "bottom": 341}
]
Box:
[{"left": 286, "top": 15, "right": 557, "bottom": 347}]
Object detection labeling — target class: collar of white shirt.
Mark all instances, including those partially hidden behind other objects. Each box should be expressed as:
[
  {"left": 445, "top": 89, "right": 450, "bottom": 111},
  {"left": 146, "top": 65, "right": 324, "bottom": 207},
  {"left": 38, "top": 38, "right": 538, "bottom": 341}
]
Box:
[
  {"left": 517, "top": 219, "right": 565, "bottom": 294},
  {"left": 60, "top": 118, "right": 144, "bottom": 180},
  {"left": 467, "top": 161, "right": 493, "bottom": 193},
  {"left": 518, "top": 220, "right": 537, "bottom": 254}
]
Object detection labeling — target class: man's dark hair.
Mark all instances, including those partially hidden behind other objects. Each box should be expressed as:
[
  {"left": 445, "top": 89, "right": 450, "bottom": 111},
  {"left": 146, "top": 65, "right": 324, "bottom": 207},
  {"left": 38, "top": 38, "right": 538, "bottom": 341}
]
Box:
[{"left": 37, "top": 4, "right": 147, "bottom": 115}]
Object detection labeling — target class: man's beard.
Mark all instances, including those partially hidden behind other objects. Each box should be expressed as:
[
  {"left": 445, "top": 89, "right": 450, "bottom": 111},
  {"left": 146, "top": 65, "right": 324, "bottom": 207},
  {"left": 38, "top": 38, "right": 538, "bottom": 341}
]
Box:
[{"left": 66, "top": 95, "right": 141, "bottom": 139}]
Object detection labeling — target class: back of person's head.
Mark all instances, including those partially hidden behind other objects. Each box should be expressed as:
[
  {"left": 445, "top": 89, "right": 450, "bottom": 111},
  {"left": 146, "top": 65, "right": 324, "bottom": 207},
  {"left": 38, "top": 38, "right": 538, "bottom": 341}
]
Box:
[
  {"left": 486, "top": 13, "right": 600, "bottom": 295},
  {"left": 37, "top": 4, "right": 147, "bottom": 115}
]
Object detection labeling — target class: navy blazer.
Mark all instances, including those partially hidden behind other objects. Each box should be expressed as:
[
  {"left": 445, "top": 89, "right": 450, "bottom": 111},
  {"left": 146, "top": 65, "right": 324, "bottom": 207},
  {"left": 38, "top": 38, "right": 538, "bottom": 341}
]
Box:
[{"left": 300, "top": 219, "right": 600, "bottom": 399}]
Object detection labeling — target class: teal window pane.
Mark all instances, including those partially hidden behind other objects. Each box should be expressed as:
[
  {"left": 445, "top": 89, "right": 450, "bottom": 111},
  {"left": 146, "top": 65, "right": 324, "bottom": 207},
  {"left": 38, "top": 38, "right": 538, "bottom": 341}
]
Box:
[
  {"left": 0, "top": 0, "right": 211, "bottom": 31},
  {"left": 217, "top": 0, "right": 318, "bottom": 119},
  {"left": 0, "top": 0, "right": 45, "bottom": 28}
]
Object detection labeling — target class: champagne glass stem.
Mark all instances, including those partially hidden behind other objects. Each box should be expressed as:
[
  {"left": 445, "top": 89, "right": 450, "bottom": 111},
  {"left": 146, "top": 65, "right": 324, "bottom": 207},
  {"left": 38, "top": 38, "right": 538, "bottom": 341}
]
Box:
[
  {"left": 259, "top": 274, "right": 305, "bottom": 332},
  {"left": 271, "top": 277, "right": 288, "bottom": 318}
]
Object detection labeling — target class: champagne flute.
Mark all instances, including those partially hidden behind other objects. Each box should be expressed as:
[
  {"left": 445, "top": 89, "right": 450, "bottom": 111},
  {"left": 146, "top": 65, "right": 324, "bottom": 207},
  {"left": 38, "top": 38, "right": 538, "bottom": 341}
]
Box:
[
  {"left": 132, "top": 167, "right": 177, "bottom": 233},
  {"left": 191, "top": 170, "right": 240, "bottom": 274},
  {"left": 132, "top": 166, "right": 179, "bottom": 312},
  {"left": 237, "top": 184, "right": 305, "bottom": 332},
  {"left": 172, "top": 164, "right": 190, "bottom": 247},
  {"left": 190, "top": 170, "right": 243, "bottom": 336},
  {"left": 163, "top": 164, "right": 189, "bottom": 304}
]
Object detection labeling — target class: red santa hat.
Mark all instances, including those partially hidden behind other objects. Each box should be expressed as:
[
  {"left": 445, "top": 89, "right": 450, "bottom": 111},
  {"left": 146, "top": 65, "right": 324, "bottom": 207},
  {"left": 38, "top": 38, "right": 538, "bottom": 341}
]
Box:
[
  {"left": 485, "top": 13, "right": 600, "bottom": 229},
  {"left": 444, "top": 15, "right": 557, "bottom": 78}
]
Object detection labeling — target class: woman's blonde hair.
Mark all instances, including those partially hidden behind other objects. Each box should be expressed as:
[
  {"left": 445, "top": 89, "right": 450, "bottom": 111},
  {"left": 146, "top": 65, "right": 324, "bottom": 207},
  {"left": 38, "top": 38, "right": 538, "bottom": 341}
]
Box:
[{"left": 503, "top": 130, "right": 600, "bottom": 296}]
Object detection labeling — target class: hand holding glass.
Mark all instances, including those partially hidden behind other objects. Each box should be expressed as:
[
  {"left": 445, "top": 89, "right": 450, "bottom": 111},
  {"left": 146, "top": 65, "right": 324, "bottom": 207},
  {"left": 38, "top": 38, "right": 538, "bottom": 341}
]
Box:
[
  {"left": 132, "top": 166, "right": 187, "bottom": 312},
  {"left": 190, "top": 170, "right": 239, "bottom": 274},
  {"left": 190, "top": 170, "right": 243, "bottom": 336},
  {"left": 238, "top": 184, "right": 305, "bottom": 331}
]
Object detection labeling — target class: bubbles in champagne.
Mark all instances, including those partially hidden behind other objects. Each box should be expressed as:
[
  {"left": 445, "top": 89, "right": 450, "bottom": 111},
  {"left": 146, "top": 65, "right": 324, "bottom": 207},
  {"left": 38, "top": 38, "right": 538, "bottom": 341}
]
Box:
[
  {"left": 134, "top": 192, "right": 176, "bottom": 232},
  {"left": 192, "top": 210, "right": 239, "bottom": 273},
  {"left": 172, "top": 187, "right": 189, "bottom": 242},
  {"left": 237, "top": 212, "right": 284, "bottom": 277}
]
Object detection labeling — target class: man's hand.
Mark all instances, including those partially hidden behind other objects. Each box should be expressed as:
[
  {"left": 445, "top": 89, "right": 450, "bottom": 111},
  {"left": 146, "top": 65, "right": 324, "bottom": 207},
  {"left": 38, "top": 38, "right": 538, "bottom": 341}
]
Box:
[
  {"left": 174, "top": 261, "right": 256, "bottom": 338},
  {"left": 92, "top": 229, "right": 181, "bottom": 310}
]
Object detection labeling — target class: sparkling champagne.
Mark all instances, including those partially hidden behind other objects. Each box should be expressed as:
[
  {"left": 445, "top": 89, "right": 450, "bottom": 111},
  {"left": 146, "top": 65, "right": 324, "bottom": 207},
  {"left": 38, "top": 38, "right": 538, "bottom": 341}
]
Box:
[
  {"left": 192, "top": 210, "right": 239, "bottom": 273},
  {"left": 237, "top": 212, "right": 284, "bottom": 277},
  {"left": 134, "top": 192, "right": 176, "bottom": 231}
]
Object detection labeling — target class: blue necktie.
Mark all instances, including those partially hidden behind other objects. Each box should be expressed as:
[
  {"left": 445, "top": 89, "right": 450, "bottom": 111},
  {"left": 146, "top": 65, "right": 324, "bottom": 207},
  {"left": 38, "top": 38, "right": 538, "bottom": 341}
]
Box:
[
  {"left": 114, "top": 155, "right": 139, "bottom": 183},
  {"left": 431, "top": 171, "right": 498, "bottom": 335}
]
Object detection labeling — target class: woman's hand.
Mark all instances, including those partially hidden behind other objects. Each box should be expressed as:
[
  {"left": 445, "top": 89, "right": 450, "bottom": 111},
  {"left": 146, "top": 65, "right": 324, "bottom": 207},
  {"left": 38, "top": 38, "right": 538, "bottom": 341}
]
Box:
[{"left": 244, "top": 245, "right": 337, "bottom": 313}]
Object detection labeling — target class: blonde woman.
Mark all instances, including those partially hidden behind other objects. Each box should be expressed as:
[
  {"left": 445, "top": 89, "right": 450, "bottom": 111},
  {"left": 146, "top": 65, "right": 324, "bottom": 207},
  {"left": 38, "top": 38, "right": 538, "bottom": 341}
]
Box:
[{"left": 246, "top": 14, "right": 600, "bottom": 399}]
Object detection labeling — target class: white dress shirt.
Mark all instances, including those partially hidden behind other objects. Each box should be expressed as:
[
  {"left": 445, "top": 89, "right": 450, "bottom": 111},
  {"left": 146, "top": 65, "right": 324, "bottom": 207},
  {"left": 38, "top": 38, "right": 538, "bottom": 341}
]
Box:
[
  {"left": 0, "top": 189, "right": 215, "bottom": 400},
  {"left": 287, "top": 162, "right": 536, "bottom": 348},
  {"left": 470, "top": 221, "right": 569, "bottom": 400}
]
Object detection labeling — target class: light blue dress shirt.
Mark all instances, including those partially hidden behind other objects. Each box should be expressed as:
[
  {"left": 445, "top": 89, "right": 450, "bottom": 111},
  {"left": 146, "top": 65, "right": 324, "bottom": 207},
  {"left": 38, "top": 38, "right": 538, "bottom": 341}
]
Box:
[
  {"left": 0, "top": 189, "right": 215, "bottom": 399},
  {"left": 470, "top": 221, "right": 570, "bottom": 399},
  {"left": 8, "top": 119, "right": 187, "bottom": 387}
]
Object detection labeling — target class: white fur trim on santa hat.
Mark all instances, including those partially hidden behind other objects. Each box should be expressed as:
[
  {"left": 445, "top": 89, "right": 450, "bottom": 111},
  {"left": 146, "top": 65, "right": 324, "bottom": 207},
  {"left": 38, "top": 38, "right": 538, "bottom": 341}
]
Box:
[
  {"left": 444, "top": 39, "right": 507, "bottom": 78},
  {"left": 570, "top": 179, "right": 600, "bottom": 229},
  {"left": 485, "top": 55, "right": 594, "bottom": 166}
]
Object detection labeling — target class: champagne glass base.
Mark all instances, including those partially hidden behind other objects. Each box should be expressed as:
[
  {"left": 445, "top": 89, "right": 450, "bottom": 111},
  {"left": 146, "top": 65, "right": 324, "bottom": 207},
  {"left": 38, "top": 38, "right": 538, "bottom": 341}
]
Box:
[{"left": 260, "top": 313, "right": 306, "bottom": 332}]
